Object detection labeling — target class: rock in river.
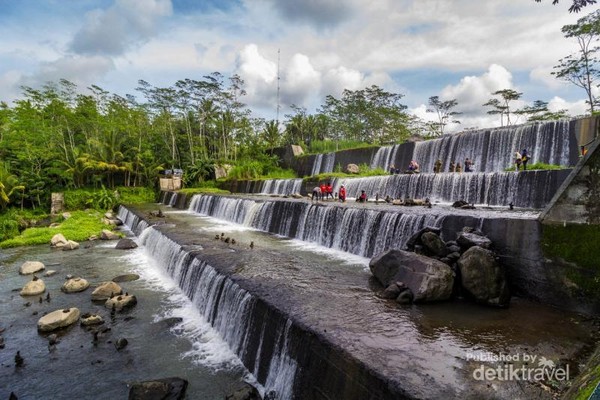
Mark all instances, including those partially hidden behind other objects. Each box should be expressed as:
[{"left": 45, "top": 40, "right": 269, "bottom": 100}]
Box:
[
  {"left": 20, "top": 276, "right": 46, "bottom": 296},
  {"left": 91, "top": 281, "right": 122, "bottom": 301},
  {"left": 19, "top": 261, "right": 45, "bottom": 275},
  {"left": 457, "top": 246, "right": 510, "bottom": 307},
  {"left": 62, "top": 277, "right": 90, "bottom": 293},
  {"left": 370, "top": 249, "right": 454, "bottom": 302},
  {"left": 38, "top": 308, "right": 80, "bottom": 332}
]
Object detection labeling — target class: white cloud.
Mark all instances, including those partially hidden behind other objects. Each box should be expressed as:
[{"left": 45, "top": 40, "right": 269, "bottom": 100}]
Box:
[
  {"left": 20, "top": 55, "right": 115, "bottom": 90},
  {"left": 440, "top": 64, "right": 516, "bottom": 114},
  {"left": 70, "top": 0, "right": 173, "bottom": 55},
  {"left": 235, "top": 44, "right": 278, "bottom": 110}
]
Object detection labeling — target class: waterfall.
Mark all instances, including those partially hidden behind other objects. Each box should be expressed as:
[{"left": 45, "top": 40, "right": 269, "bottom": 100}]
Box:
[
  {"left": 189, "top": 195, "right": 442, "bottom": 257},
  {"left": 331, "top": 169, "right": 569, "bottom": 208},
  {"left": 370, "top": 144, "right": 401, "bottom": 171},
  {"left": 168, "top": 192, "right": 178, "bottom": 207},
  {"left": 258, "top": 179, "right": 303, "bottom": 195},
  {"left": 412, "top": 120, "right": 573, "bottom": 173},
  {"left": 117, "top": 206, "right": 149, "bottom": 235},
  {"left": 311, "top": 152, "right": 336, "bottom": 175},
  {"left": 118, "top": 207, "right": 299, "bottom": 399}
]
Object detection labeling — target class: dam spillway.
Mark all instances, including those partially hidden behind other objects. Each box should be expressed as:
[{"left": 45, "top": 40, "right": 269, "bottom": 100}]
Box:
[{"left": 119, "top": 199, "right": 597, "bottom": 400}]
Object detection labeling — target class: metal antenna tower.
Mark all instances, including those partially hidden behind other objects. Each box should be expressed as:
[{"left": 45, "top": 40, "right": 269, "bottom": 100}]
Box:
[{"left": 276, "top": 48, "right": 281, "bottom": 123}]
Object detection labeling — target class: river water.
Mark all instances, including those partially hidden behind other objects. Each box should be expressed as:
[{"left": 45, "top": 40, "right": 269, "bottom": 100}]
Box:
[
  {"left": 1, "top": 203, "right": 597, "bottom": 399},
  {"left": 0, "top": 235, "right": 248, "bottom": 399}
]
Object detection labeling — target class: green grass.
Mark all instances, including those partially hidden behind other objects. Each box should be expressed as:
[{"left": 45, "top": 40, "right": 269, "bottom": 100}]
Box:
[
  {"left": 306, "top": 140, "right": 376, "bottom": 155},
  {"left": 178, "top": 187, "right": 230, "bottom": 195},
  {"left": 504, "top": 162, "right": 565, "bottom": 172},
  {"left": 304, "top": 164, "right": 387, "bottom": 181},
  {"left": 0, "top": 210, "right": 113, "bottom": 248},
  {"left": 541, "top": 224, "right": 600, "bottom": 298},
  {"left": 65, "top": 186, "right": 157, "bottom": 210}
]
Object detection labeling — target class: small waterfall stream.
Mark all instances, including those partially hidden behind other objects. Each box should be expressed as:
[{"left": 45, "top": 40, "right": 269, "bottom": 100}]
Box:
[
  {"left": 117, "top": 206, "right": 298, "bottom": 398},
  {"left": 188, "top": 194, "right": 442, "bottom": 257},
  {"left": 310, "top": 152, "right": 336, "bottom": 175},
  {"left": 258, "top": 179, "right": 303, "bottom": 195},
  {"left": 331, "top": 169, "right": 570, "bottom": 208}
]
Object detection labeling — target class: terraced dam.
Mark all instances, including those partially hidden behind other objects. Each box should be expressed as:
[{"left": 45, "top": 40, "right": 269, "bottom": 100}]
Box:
[{"left": 146, "top": 118, "right": 600, "bottom": 398}]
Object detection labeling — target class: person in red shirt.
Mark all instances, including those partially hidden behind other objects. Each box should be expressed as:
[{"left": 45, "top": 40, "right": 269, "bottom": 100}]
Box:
[
  {"left": 319, "top": 182, "right": 327, "bottom": 200},
  {"left": 338, "top": 185, "right": 346, "bottom": 202},
  {"left": 326, "top": 182, "right": 333, "bottom": 199}
]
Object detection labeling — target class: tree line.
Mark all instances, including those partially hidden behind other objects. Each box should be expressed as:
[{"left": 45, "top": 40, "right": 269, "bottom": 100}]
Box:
[{"left": 0, "top": 7, "right": 598, "bottom": 210}]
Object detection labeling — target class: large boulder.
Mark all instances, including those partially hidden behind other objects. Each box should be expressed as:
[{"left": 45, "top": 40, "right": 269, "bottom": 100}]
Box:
[
  {"left": 62, "top": 240, "right": 80, "bottom": 251},
  {"left": 369, "top": 250, "right": 454, "bottom": 302},
  {"left": 457, "top": 232, "right": 492, "bottom": 250},
  {"left": 112, "top": 274, "right": 140, "bottom": 283},
  {"left": 91, "top": 281, "right": 123, "bottom": 301},
  {"left": 345, "top": 163, "right": 360, "bottom": 174},
  {"left": 20, "top": 277, "right": 46, "bottom": 296},
  {"left": 50, "top": 233, "right": 69, "bottom": 248},
  {"left": 457, "top": 246, "right": 510, "bottom": 307},
  {"left": 405, "top": 226, "right": 441, "bottom": 251},
  {"left": 19, "top": 261, "right": 45, "bottom": 275},
  {"left": 115, "top": 238, "right": 138, "bottom": 250},
  {"left": 100, "top": 229, "right": 120, "bottom": 240},
  {"left": 37, "top": 308, "right": 80, "bottom": 332},
  {"left": 420, "top": 232, "right": 448, "bottom": 257},
  {"left": 105, "top": 294, "right": 137, "bottom": 311},
  {"left": 128, "top": 377, "right": 188, "bottom": 400},
  {"left": 62, "top": 277, "right": 90, "bottom": 293}
]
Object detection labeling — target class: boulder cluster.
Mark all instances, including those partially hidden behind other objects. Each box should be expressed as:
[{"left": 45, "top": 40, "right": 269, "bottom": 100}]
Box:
[{"left": 370, "top": 226, "right": 510, "bottom": 307}]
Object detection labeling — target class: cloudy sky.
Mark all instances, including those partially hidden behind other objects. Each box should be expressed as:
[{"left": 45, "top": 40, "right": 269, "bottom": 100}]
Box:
[{"left": 0, "top": 0, "right": 597, "bottom": 131}]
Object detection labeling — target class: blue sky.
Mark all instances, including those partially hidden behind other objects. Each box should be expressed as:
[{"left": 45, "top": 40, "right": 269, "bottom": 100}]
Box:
[{"left": 0, "top": 0, "right": 597, "bottom": 130}]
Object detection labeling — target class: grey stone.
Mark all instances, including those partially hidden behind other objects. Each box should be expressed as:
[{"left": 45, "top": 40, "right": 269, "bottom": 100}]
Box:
[
  {"left": 380, "top": 283, "right": 402, "bottom": 299},
  {"left": 370, "top": 250, "right": 454, "bottom": 302},
  {"left": 112, "top": 274, "right": 140, "bottom": 283},
  {"left": 128, "top": 377, "right": 188, "bottom": 400},
  {"left": 420, "top": 232, "right": 448, "bottom": 257},
  {"left": 456, "top": 232, "right": 492, "bottom": 250},
  {"left": 19, "top": 261, "right": 45, "bottom": 275},
  {"left": 38, "top": 308, "right": 80, "bottom": 332},
  {"left": 457, "top": 246, "right": 510, "bottom": 307},
  {"left": 115, "top": 238, "right": 138, "bottom": 250}
]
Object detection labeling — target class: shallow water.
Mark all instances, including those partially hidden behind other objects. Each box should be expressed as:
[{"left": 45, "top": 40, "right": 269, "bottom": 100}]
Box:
[
  {"left": 0, "top": 238, "right": 247, "bottom": 399},
  {"left": 144, "top": 205, "right": 596, "bottom": 399}
]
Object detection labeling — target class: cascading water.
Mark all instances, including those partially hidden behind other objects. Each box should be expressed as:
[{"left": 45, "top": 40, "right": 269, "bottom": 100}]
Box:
[
  {"left": 311, "top": 152, "right": 336, "bottom": 175},
  {"left": 370, "top": 144, "right": 401, "bottom": 171},
  {"left": 117, "top": 206, "right": 149, "bottom": 235},
  {"left": 412, "top": 120, "right": 573, "bottom": 173},
  {"left": 188, "top": 195, "right": 442, "bottom": 257},
  {"left": 259, "top": 179, "right": 303, "bottom": 195},
  {"left": 118, "top": 207, "right": 299, "bottom": 399},
  {"left": 331, "top": 169, "right": 570, "bottom": 208}
]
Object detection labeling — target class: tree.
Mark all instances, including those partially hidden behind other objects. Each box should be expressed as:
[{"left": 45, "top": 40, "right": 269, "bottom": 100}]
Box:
[
  {"left": 553, "top": 9, "right": 600, "bottom": 114},
  {"left": 426, "top": 96, "right": 461, "bottom": 136},
  {"left": 516, "top": 100, "right": 570, "bottom": 121},
  {"left": 534, "top": 0, "right": 597, "bottom": 13},
  {"left": 483, "top": 89, "right": 523, "bottom": 126}
]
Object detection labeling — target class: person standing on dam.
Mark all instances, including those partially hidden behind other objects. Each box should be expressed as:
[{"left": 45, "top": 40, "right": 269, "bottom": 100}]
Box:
[
  {"left": 514, "top": 151, "right": 522, "bottom": 171},
  {"left": 312, "top": 186, "right": 321, "bottom": 202},
  {"left": 521, "top": 149, "right": 529, "bottom": 170},
  {"left": 339, "top": 185, "right": 346, "bottom": 202}
]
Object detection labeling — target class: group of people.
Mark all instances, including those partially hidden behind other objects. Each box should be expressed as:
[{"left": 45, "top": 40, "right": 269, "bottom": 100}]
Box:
[
  {"left": 312, "top": 182, "right": 348, "bottom": 202},
  {"left": 514, "top": 149, "right": 530, "bottom": 171}
]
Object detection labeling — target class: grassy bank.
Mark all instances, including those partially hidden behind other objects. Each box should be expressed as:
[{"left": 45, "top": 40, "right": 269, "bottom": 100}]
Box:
[
  {"left": 0, "top": 210, "right": 110, "bottom": 248},
  {"left": 0, "top": 186, "right": 156, "bottom": 248},
  {"left": 541, "top": 224, "right": 600, "bottom": 299}
]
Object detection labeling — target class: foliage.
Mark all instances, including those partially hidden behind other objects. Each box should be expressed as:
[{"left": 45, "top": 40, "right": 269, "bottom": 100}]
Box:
[
  {"left": 64, "top": 186, "right": 155, "bottom": 210},
  {"left": 553, "top": 9, "right": 600, "bottom": 114},
  {"left": 0, "top": 210, "right": 110, "bottom": 248},
  {"left": 426, "top": 96, "right": 462, "bottom": 136},
  {"left": 178, "top": 187, "right": 230, "bottom": 195},
  {"left": 317, "top": 86, "right": 411, "bottom": 145},
  {"left": 305, "top": 166, "right": 387, "bottom": 181},
  {"left": 541, "top": 223, "right": 600, "bottom": 298},
  {"left": 516, "top": 100, "right": 570, "bottom": 121},
  {"left": 483, "top": 89, "right": 523, "bottom": 126},
  {"left": 305, "top": 140, "right": 377, "bottom": 154},
  {"left": 504, "top": 162, "right": 565, "bottom": 171},
  {"left": 64, "top": 186, "right": 116, "bottom": 210},
  {"left": 534, "top": 0, "right": 597, "bottom": 13}
]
